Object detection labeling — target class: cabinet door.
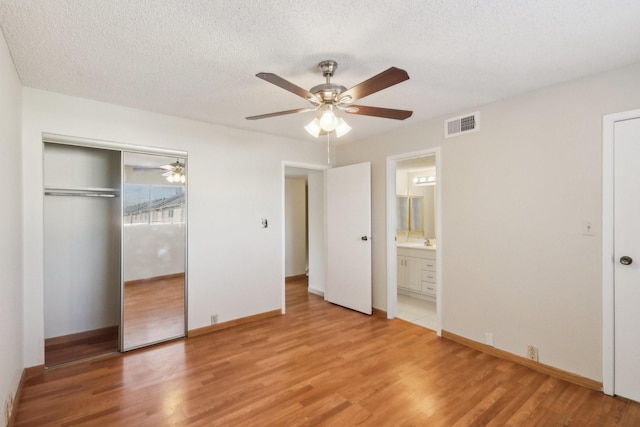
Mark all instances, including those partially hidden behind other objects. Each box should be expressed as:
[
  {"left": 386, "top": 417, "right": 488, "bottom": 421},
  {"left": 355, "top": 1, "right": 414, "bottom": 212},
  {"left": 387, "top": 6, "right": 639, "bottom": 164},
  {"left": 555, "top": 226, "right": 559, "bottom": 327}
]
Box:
[
  {"left": 405, "top": 257, "right": 422, "bottom": 291},
  {"left": 397, "top": 256, "right": 406, "bottom": 288}
]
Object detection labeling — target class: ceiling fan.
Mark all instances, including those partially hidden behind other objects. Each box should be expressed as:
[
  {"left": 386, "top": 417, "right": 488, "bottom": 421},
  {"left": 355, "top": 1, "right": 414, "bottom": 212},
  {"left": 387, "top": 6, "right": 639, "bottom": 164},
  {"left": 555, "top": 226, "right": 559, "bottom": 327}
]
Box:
[
  {"left": 246, "top": 60, "right": 412, "bottom": 137},
  {"left": 132, "top": 160, "right": 186, "bottom": 183}
]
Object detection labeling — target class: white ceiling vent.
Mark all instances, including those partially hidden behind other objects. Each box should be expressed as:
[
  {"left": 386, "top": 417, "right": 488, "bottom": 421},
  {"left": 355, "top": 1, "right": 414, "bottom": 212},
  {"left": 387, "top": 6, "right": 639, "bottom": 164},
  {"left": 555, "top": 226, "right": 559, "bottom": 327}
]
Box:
[{"left": 444, "top": 112, "right": 479, "bottom": 138}]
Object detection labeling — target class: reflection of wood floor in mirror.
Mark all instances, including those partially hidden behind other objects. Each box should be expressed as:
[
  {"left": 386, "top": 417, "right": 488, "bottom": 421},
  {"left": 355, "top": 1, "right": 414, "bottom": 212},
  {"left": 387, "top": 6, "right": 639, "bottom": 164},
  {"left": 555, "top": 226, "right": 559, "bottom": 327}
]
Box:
[{"left": 123, "top": 274, "right": 185, "bottom": 349}]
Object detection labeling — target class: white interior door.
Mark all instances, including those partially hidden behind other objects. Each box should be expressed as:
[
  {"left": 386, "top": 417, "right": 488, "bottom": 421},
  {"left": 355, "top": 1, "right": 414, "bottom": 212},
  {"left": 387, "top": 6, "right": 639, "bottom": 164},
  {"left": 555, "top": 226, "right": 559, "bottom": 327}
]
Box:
[
  {"left": 614, "top": 117, "right": 640, "bottom": 402},
  {"left": 326, "top": 162, "right": 372, "bottom": 314}
]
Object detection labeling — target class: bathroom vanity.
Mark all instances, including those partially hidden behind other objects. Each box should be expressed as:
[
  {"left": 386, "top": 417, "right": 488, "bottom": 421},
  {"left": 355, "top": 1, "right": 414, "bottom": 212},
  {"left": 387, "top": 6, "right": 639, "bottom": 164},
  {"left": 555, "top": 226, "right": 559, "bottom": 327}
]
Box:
[{"left": 397, "top": 244, "right": 436, "bottom": 300}]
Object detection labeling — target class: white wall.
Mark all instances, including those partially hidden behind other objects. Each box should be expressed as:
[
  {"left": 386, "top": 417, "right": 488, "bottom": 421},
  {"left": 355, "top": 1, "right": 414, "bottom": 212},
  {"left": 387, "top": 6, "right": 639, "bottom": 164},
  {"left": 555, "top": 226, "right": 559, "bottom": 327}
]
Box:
[
  {"left": 44, "top": 196, "right": 121, "bottom": 338},
  {"left": 284, "top": 177, "right": 307, "bottom": 277},
  {"left": 307, "top": 170, "right": 325, "bottom": 295},
  {"left": 22, "top": 88, "right": 326, "bottom": 367},
  {"left": 336, "top": 62, "right": 640, "bottom": 382},
  {"left": 0, "top": 27, "right": 23, "bottom": 414}
]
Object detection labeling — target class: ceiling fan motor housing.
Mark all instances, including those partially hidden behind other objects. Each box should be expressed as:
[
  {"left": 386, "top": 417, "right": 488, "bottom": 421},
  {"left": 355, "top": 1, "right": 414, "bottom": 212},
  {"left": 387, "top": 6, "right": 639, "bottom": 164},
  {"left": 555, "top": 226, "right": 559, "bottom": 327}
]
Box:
[
  {"left": 310, "top": 83, "right": 347, "bottom": 103},
  {"left": 311, "top": 60, "right": 347, "bottom": 103}
]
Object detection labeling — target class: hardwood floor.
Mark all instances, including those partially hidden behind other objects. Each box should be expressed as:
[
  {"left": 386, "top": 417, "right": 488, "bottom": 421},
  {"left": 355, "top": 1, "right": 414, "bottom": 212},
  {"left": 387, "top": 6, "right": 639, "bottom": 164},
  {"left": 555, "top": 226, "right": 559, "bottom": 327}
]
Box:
[
  {"left": 15, "top": 278, "right": 640, "bottom": 426},
  {"left": 44, "top": 326, "right": 118, "bottom": 367}
]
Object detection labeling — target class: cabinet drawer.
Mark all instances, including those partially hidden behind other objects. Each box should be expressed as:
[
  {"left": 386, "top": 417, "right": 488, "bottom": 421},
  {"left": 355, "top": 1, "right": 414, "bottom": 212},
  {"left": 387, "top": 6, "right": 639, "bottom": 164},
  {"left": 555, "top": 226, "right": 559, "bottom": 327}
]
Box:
[
  {"left": 421, "top": 271, "right": 436, "bottom": 283},
  {"left": 422, "top": 282, "right": 436, "bottom": 296},
  {"left": 422, "top": 259, "right": 436, "bottom": 271}
]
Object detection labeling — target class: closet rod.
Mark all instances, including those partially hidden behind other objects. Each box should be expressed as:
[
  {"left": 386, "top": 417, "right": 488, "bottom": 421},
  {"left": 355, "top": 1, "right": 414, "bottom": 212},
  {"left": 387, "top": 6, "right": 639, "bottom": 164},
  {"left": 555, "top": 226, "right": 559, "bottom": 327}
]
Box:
[
  {"left": 44, "top": 191, "right": 118, "bottom": 198},
  {"left": 44, "top": 187, "right": 120, "bottom": 197}
]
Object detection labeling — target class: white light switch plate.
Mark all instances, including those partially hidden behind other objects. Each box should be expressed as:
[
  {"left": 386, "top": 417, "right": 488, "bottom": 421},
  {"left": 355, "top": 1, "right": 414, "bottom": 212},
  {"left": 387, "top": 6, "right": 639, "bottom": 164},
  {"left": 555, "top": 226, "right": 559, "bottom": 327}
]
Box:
[{"left": 582, "top": 220, "right": 595, "bottom": 236}]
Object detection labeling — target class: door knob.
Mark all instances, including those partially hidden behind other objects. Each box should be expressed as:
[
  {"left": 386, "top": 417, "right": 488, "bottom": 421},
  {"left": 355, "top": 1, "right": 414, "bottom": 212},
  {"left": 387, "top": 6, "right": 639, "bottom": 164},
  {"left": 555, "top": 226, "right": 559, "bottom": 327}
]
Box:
[
  {"left": 620, "top": 256, "right": 633, "bottom": 265},
  {"left": 361, "top": 236, "right": 368, "bottom": 241}
]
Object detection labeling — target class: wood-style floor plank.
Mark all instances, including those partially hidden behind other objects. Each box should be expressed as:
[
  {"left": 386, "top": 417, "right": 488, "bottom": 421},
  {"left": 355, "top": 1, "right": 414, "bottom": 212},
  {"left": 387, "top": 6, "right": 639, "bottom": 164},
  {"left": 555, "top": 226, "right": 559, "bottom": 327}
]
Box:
[
  {"left": 44, "top": 326, "right": 118, "bottom": 367},
  {"left": 15, "top": 278, "right": 640, "bottom": 426}
]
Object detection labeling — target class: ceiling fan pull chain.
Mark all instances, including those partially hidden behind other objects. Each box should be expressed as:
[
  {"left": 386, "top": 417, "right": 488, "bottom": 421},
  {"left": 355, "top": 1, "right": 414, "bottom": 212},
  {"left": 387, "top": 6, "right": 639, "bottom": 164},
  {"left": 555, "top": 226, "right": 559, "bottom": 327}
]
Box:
[{"left": 327, "top": 132, "right": 331, "bottom": 165}]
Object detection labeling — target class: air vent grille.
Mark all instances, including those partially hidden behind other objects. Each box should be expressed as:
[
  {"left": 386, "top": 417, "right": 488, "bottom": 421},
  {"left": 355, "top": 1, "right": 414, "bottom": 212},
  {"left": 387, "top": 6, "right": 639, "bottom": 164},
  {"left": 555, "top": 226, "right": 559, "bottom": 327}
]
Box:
[{"left": 445, "top": 112, "right": 479, "bottom": 138}]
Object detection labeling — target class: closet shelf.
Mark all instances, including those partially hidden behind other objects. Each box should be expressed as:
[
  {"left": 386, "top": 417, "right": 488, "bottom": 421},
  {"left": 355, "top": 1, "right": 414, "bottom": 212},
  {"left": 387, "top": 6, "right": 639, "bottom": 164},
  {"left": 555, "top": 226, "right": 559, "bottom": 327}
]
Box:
[{"left": 44, "top": 186, "right": 120, "bottom": 198}]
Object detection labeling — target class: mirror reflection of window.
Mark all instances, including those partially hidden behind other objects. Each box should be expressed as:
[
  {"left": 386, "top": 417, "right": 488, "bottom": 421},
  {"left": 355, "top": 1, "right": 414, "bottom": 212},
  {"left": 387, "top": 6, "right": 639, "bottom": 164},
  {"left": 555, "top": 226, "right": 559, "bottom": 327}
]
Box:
[
  {"left": 123, "top": 185, "right": 185, "bottom": 225},
  {"left": 396, "top": 196, "right": 409, "bottom": 231},
  {"left": 409, "top": 196, "right": 424, "bottom": 235}
]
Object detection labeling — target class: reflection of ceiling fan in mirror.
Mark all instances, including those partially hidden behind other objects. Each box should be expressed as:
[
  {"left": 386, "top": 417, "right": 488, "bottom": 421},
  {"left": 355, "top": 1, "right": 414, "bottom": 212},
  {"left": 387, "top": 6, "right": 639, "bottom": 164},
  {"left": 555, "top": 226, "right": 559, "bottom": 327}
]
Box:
[{"left": 133, "top": 160, "right": 186, "bottom": 183}]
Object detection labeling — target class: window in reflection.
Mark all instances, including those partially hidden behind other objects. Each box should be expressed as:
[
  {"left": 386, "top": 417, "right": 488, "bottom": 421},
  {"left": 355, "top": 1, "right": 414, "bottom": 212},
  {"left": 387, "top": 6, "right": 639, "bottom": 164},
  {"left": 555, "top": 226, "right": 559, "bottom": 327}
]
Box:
[{"left": 123, "top": 184, "right": 185, "bottom": 224}]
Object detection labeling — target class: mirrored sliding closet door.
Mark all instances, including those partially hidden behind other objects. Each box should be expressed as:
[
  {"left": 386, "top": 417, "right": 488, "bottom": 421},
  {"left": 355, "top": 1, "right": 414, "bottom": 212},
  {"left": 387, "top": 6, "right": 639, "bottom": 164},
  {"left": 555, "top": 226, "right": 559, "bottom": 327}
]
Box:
[{"left": 121, "top": 152, "right": 187, "bottom": 350}]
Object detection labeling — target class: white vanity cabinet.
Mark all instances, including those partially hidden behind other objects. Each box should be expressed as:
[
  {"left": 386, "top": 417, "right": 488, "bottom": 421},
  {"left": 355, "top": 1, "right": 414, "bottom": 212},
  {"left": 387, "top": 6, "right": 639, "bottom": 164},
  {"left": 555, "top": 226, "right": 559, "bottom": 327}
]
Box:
[
  {"left": 397, "top": 246, "right": 436, "bottom": 300},
  {"left": 397, "top": 255, "right": 422, "bottom": 291}
]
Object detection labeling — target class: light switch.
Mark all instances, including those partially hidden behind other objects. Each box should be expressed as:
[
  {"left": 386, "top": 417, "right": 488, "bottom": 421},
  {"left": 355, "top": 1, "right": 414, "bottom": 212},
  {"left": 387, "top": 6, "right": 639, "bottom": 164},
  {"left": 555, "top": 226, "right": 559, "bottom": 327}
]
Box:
[{"left": 582, "top": 220, "right": 595, "bottom": 236}]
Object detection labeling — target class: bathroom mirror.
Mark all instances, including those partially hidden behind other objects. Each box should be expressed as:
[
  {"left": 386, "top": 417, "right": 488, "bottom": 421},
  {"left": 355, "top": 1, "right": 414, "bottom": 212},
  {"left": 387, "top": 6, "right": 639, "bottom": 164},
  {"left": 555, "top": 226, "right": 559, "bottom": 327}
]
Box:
[
  {"left": 122, "top": 152, "right": 187, "bottom": 350},
  {"left": 396, "top": 195, "right": 408, "bottom": 231},
  {"left": 397, "top": 195, "right": 424, "bottom": 236}
]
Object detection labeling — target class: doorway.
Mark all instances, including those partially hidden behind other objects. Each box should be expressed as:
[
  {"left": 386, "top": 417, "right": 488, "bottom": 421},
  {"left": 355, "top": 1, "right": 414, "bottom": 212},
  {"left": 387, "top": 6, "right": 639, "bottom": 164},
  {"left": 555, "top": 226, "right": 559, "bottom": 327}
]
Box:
[
  {"left": 602, "top": 108, "right": 640, "bottom": 400},
  {"left": 43, "top": 143, "right": 121, "bottom": 367},
  {"left": 282, "top": 162, "right": 327, "bottom": 313},
  {"left": 386, "top": 148, "right": 442, "bottom": 335}
]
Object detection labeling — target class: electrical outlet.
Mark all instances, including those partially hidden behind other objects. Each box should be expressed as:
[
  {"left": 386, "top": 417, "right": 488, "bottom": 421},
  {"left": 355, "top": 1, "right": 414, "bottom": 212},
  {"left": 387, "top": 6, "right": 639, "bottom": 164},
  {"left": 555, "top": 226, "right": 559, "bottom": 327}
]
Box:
[
  {"left": 211, "top": 314, "right": 218, "bottom": 325},
  {"left": 527, "top": 344, "right": 539, "bottom": 362},
  {"left": 485, "top": 332, "right": 494, "bottom": 347}
]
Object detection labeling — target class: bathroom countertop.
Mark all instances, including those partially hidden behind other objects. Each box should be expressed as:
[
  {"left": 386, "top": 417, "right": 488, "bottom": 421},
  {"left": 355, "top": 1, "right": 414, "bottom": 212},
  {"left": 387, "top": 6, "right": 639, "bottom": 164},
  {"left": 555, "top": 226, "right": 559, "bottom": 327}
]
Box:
[{"left": 397, "top": 242, "right": 436, "bottom": 251}]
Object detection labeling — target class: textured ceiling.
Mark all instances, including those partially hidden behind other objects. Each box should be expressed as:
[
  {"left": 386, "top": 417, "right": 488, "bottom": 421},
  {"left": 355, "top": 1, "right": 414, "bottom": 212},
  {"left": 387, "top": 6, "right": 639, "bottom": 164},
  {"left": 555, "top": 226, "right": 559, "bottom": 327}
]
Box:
[{"left": 1, "top": 1, "right": 640, "bottom": 144}]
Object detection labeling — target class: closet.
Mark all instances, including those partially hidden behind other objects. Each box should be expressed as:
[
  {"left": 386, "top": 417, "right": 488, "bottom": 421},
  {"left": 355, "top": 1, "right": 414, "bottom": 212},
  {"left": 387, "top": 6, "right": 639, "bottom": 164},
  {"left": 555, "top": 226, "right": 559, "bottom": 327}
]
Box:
[{"left": 43, "top": 136, "right": 187, "bottom": 367}]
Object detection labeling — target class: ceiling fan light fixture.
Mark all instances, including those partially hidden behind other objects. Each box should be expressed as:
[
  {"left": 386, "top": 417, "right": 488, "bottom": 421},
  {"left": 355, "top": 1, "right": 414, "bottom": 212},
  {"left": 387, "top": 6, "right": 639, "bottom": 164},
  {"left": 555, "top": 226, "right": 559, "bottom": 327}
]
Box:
[
  {"left": 304, "top": 118, "right": 322, "bottom": 138},
  {"left": 318, "top": 105, "right": 339, "bottom": 131},
  {"left": 166, "top": 172, "right": 186, "bottom": 184},
  {"left": 166, "top": 172, "right": 178, "bottom": 183},
  {"left": 335, "top": 118, "right": 351, "bottom": 138}
]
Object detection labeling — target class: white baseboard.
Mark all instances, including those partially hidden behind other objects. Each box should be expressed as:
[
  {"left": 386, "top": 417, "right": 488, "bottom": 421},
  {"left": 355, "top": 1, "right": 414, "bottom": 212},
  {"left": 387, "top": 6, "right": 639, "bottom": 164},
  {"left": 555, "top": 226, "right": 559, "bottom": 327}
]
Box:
[{"left": 308, "top": 287, "right": 324, "bottom": 297}]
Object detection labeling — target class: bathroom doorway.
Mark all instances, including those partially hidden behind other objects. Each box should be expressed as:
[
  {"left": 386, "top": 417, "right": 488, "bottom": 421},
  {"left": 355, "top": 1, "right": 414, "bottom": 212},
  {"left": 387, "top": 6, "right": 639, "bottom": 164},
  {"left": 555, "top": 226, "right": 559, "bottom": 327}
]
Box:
[{"left": 386, "top": 148, "right": 441, "bottom": 334}]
